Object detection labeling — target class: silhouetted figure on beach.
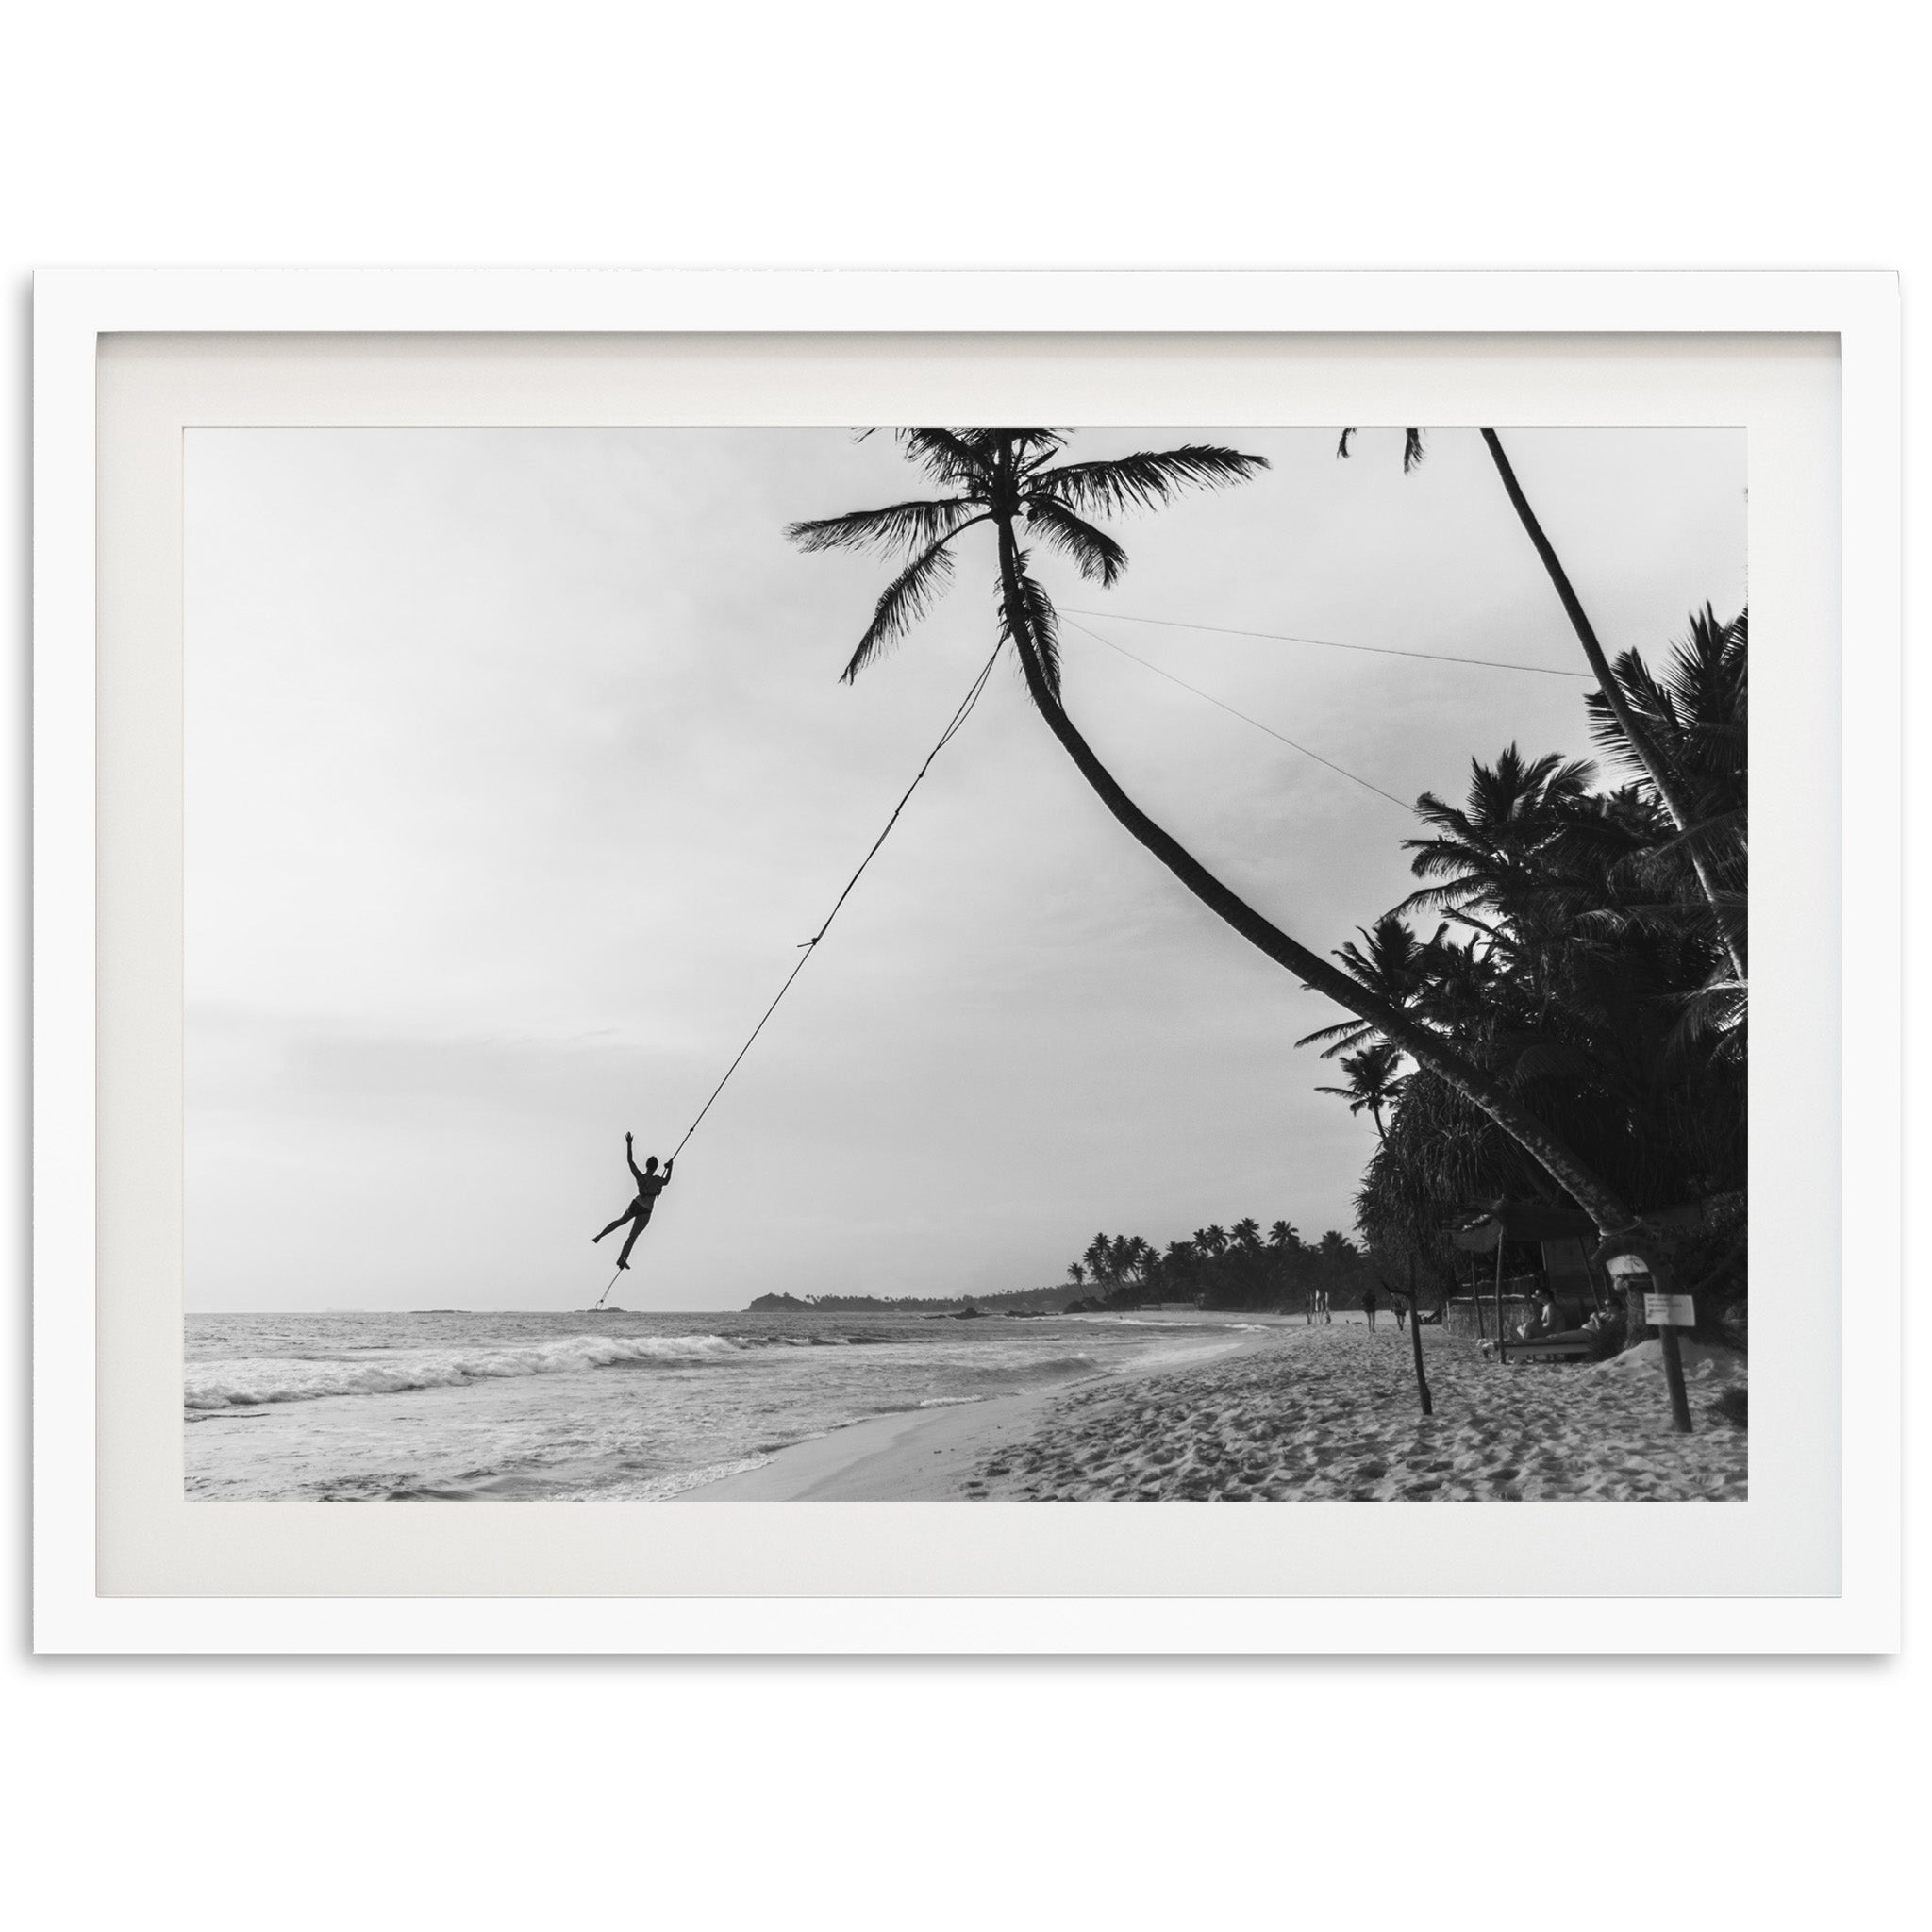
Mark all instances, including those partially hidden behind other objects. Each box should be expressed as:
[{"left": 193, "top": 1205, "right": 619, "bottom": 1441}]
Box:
[
  {"left": 593, "top": 1134, "right": 673, "bottom": 1270},
  {"left": 1361, "top": 1284, "right": 1378, "bottom": 1330}
]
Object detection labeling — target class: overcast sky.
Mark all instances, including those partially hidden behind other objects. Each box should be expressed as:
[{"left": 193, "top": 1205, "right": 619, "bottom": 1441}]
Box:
[{"left": 184, "top": 425, "right": 1744, "bottom": 1311}]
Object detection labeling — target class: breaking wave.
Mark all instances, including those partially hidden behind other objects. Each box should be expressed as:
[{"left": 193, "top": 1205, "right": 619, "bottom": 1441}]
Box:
[
  {"left": 945, "top": 1352, "right": 1096, "bottom": 1385},
  {"left": 184, "top": 1333, "right": 747, "bottom": 1411}
]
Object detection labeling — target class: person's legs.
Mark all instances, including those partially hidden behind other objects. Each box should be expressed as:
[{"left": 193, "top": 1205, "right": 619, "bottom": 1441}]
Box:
[
  {"left": 616, "top": 1204, "right": 653, "bottom": 1268},
  {"left": 594, "top": 1211, "right": 632, "bottom": 1242}
]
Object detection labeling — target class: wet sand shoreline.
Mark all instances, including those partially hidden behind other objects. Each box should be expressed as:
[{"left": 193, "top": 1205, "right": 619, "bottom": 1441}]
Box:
[{"left": 677, "top": 1314, "right": 1282, "bottom": 1500}]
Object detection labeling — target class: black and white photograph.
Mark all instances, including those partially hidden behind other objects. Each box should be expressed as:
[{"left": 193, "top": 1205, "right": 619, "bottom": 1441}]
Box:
[
  {"left": 10, "top": 6, "right": 1919, "bottom": 1917},
  {"left": 183, "top": 421, "right": 1749, "bottom": 1506}
]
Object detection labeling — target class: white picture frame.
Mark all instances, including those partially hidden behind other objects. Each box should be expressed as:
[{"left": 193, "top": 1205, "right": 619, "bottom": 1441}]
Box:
[{"left": 34, "top": 269, "right": 1901, "bottom": 1653}]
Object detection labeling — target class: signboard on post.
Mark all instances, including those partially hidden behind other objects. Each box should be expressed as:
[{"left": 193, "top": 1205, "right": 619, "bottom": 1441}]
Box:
[{"left": 1644, "top": 1292, "right": 1696, "bottom": 1327}]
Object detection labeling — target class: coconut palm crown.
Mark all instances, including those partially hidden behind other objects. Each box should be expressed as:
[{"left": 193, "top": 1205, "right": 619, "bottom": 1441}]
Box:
[
  {"left": 1316, "top": 1041, "right": 1409, "bottom": 1140},
  {"left": 787, "top": 428, "right": 1267, "bottom": 695}
]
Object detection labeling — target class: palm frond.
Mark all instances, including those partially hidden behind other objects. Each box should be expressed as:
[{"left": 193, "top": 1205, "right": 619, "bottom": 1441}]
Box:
[
  {"left": 1316, "top": 1027, "right": 1381, "bottom": 1060},
  {"left": 1021, "top": 497, "right": 1127, "bottom": 585},
  {"left": 1334, "top": 427, "right": 1426, "bottom": 471},
  {"left": 894, "top": 429, "right": 993, "bottom": 489},
  {"left": 1295, "top": 1017, "right": 1374, "bottom": 1052},
  {"left": 1574, "top": 894, "right": 1746, "bottom": 950},
  {"left": 841, "top": 529, "right": 976, "bottom": 682},
  {"left": 997, "top": 556, "right": 1061, "bottom": 697},
  {"left": 1029, "top": 445, "right": 1268, "bottom": 517},
  {"left": 1588, "top": 648, "right": 1678, "bottom": 778},
  {"left": 787, "top": 496, "right": 979, "bottom": 557},
  {"left": 1009, "top": 430, "right": 1069, "bottom": 468},
  {"left": 1391, "top": 877, "right": 1494, "bottom": 918},
  {"left": 1662, "top": 976, "right": 1748, "bottom": 1069},
  {"left": 1644, "top": 807, "right": 1748, "bottom": 863}
]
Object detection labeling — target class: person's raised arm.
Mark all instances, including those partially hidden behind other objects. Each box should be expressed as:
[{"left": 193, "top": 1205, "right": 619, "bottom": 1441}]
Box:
[{"left": 625, "top": 1132, "right": 646, "bottom": 1187}]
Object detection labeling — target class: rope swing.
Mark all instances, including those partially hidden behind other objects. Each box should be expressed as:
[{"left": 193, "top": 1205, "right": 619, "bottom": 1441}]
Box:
[
  {"left": 661, "top": 637, "right": 1007, "bottom": 1169},
  {"left": 629, "top": 582, "right": 1575, "bottom": 1200}
]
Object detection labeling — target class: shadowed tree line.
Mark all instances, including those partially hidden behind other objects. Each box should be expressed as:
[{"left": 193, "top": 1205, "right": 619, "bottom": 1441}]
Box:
[{"left": 1312, "top": 608, "right": 1748, "bottom": 1339}]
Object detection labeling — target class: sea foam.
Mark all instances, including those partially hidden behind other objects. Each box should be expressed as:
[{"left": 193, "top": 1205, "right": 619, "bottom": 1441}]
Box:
[{"left": 184, "top": 1331, "right": 745, "bottom": 1410}]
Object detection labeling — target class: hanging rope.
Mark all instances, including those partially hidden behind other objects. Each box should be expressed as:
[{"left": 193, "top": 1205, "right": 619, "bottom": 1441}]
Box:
[
  {"left": 592, "top": 1266, "right": 624, "bottom": 1310},
  {"left": 662, "top": 638, "right": 1007, "bottom": 1166}
]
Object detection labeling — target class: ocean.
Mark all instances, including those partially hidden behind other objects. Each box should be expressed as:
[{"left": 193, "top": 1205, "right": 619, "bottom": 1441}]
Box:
[{"left": 184, "top": 1307, "right": 1256, "bottom": 1500}]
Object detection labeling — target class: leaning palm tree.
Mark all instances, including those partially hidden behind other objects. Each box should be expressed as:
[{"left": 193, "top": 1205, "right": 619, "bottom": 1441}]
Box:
[
  {"left": 1339, "top": 427, "right": 1745, "bottom": 984},
  {"left": 787, "top": 428, "right": 1645, "bottom": 1241}
]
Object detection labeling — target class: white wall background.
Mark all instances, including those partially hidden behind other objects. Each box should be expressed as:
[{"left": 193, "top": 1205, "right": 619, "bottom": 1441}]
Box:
[{"left": 6, "top": 6, "right": 1921, "bottom": 1929}]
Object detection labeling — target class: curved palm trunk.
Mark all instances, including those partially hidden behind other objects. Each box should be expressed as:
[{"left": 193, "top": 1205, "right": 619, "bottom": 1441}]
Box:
[
  {"left": 993, "top": 520, "right": 1641, "bottom": 1240},
  {"left": 1479, "top": 429, "right": 1746, "bottom": 985}
]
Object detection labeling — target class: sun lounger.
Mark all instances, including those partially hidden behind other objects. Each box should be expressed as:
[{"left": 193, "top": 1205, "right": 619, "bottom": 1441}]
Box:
[{"left": 1502, "top": 1329, "right": 1598, "bottom": 1362}]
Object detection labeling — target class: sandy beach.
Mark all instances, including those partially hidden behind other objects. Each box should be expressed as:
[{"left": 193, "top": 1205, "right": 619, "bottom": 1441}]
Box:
[
  {"left": 681, "top": 1312, "right": 1283, "bottom": 1500},
  {"left": 683, "top": 1321, "right": 1746, "bottom": 1501}
]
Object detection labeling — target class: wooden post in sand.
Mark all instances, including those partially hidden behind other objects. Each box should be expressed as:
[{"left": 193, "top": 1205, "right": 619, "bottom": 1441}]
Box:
[
  {"left": 1493, "top": 1242, "right": 1507, "bottom": 1364},
  {"left": 1406, "top": 1259, "right": 1437, "bottom": 1414},
  {"left": 1598, "top": 1239, "right": 1695, "bottom": 1435},
  {"left": 1376, "top": 1274, "right": 1431, "bottom": 1414},
  {"left": 1657, "top": 1321, "right": 1693, "bottom": 1434},
  {"left": 1578, "top": 1237, "right": 1606, "bottom": 1316},
  {"left": 1637, "top": 1244, "right": 1695, "bottom": 1435}
]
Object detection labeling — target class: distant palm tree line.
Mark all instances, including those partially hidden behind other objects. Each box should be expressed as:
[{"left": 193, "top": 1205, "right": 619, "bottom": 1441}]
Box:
[
  {"left": 788, "top": 428, "right": 1745, "bottom": 1283},
  {"left": 1064, "top": 1221, "right": 1374, "bottom": 1317}
]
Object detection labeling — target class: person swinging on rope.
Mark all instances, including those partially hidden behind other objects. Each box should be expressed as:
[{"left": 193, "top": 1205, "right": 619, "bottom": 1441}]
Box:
[{"left": 592, "top": 1134, "right": 673, "bottom": 1270}]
